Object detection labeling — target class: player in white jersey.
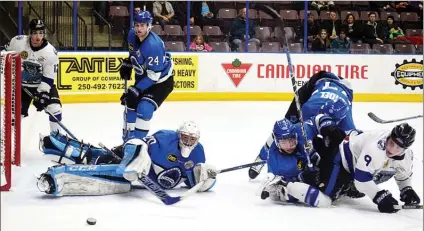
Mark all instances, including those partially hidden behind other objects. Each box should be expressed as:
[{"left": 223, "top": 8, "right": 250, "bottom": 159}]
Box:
[
  {"left": 260, "top": 123, "right": 420, "bottom": 213},
  {"left": 1, "top": 19, "right": 62, "bottom": 133}
]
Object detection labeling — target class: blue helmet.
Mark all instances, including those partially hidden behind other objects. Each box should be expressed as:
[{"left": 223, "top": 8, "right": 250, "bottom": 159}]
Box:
[
  {"left": 320, "top": 99, "right": 349, "bottom": 120},
  {"left": 134, "top": 10, "right": 153, "bottom": 24},
  {"left": 273, "top": 119, "right": 296, "bottom": 141}
]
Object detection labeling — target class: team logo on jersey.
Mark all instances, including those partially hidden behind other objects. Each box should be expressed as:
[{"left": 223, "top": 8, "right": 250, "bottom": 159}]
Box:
[
  {"left": 37, "top": 56, "right": 45, "bottom": 62},
  {"left": 184, "top": 160, "right": 194, "bottom": 169},
  {"left": 16, "top": 35, "right": 24, "bottom": 40},
  {"left": 391, "top": 59, "right": 423, "bottom": 90},
  {"left": 167, "top": 154, "right": 177, "bottom": 162},
  {"left": 20, "top": 51, "right": 28, "bottom": 60},
  {"left": 297, "top": 159, "right": 304, "bottom": 170},
  {"left": 377, "top": 139, "right": 386, "bottom": 150},
  {"left": 128, "top": 44, "right": 134, "bottom": 51},
  {"left": 221, "top": 58, "right": 252, "bottom": 87}
]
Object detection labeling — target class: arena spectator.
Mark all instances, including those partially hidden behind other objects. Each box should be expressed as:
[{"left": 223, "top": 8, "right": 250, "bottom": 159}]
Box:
[
  {"left": 190, "top": 1, "right": 218, "bottom": 27},
  {"left": 341, "top": 13, "right": 363, "bottom": 43},
  {"left": 370, "top": 2, "right": 397, "bottom": 12},
  {"left": 310, "top": 1, "right": 335, "bottom": 12},
  {"left": 330, "top": 30, "right": 351, "bottom": 53},
  {"left": 300, "top": 13, "right": 320, "bottom": 43},
  {"left": 363, "top": 12, "right": 384, "bottom": 45},
  {"left": 323, "top": 11, "right": 341, "bottom": 41},
  {"left": 189, "top": 35, "right": 213, "bottom": 52},
  {"left": 153, "top": 1, "right": 179, "bottom": 27},
  {"left": 382, "top": 16, "right": 410, "bottom": 44},
  {"left": 312, "top": 28, "right": 330, "bottom": 52},
  {"left": 230, "top": 8, "right": 260, "bottom": 51}
]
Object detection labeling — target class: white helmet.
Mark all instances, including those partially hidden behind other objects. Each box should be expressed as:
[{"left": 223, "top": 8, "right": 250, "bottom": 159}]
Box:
[{"left": 177, "top": 121, "right": 200, "bottom": 158}]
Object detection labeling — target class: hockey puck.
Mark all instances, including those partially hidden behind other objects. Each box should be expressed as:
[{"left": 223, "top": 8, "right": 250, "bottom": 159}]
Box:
[{"left": 86, "top": 218, "right": 97, "bottom": 225}]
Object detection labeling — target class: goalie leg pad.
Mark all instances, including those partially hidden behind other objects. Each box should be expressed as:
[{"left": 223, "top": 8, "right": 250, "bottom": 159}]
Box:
[
  {"left": 287, "top": 182, "right": 332, "bottom": 208},
  {"left": 39, "top": 133, "right": 109, "bottom": 164},
  {"left": 37, "top": 164, "right": 131, "bottom": 196}
]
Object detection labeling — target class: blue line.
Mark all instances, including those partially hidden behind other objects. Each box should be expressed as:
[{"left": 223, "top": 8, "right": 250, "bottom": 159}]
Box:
[
  {"left": 73, "top": 0, "right": 77, "bottom": 50},
  {"left": 303, "top": 2, "right": 308, "bottom": 53},
  {"left": 186, "top": 0, "right": 191, "bottom": 51},
  {"left": 18, "top": 1, "right": 22, "bottom": 35},
  {"left": 245, "top": 1, "right": 249, "bottom": 52}
]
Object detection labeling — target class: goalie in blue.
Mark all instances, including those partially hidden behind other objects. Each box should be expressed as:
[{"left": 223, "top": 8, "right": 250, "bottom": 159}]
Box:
[
  {"left": 36, "top": 121, "right": 217, "bottom": 196},
  {"left": 120, "top": 10, "right": 174, "bottom": 142}
]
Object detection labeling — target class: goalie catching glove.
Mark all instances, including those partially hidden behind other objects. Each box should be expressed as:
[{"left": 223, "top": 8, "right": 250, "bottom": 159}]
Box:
[{"left": 193, "top": 163, "right": 217, "bottom": 192}]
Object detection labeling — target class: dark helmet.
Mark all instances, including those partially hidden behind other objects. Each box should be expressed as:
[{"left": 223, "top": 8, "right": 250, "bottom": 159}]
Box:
[
  {"left": 29, "top": 19, "right": 45, "bottom": 32},
  {"left": 390, "top": 123, "right": 416, "bottom": 149}
]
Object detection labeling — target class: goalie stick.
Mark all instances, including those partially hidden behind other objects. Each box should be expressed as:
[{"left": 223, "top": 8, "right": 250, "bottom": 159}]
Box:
[
  {"left": 368, "top": 112, "right": 423, "bottom": 124},
  {"left": 99, "top": 142, "right": 267, "bottom": 204}
]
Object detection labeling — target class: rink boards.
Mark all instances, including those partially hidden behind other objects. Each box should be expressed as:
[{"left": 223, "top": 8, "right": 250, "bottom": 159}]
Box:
[{"left": 54, "top": 52, "right": 423, "bottom": 103}]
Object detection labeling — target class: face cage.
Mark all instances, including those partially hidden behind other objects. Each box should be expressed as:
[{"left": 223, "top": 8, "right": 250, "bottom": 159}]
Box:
[{"left": 179, "top": 132, "right": 199, "bottom": 149}]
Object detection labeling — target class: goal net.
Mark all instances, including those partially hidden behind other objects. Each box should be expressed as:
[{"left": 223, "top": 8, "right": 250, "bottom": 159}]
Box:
[{"left": 1, "top": 52, "right": 21, "bottom": 191}]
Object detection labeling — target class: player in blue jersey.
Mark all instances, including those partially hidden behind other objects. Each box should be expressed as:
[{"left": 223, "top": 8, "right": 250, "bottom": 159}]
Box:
[
  {"left": 119, "top": 10, "right": 174, "bottom": 142},
  {"left": 36, "top": 121, "right": 217, "bottom": 197},
  {"left": 249, "top": 98, "right": 351, "bottom": 180}
]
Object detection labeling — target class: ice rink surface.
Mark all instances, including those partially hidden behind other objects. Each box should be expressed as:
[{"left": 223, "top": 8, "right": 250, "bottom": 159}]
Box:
[{"left": 1, "top": 101, "right": 423, "bottom": 231}]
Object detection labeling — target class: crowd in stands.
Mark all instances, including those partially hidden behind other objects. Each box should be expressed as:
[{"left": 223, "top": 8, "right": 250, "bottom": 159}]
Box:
[{"left": 93, "top": 1, "right": 423, "bottom": 53}]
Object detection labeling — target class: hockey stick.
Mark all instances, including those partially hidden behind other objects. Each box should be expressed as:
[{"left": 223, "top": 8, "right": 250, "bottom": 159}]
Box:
[
  {"left": 254, "top": 4, "right": 312, "bottom": 168},
  {"left": 368, "top": 112, "right": 423, "bottom": 124},
  {"left": 401, "top": 204, "right": 423, "bottom": 209},
  {"left": 98, "top": 142, "right": 202, "bottom": 205},
  {"left": 23, "top": 88, "right": 78, "bottom": 140},
  {"left": 217, "top": 161, "right": 267, "bottom": 174}
]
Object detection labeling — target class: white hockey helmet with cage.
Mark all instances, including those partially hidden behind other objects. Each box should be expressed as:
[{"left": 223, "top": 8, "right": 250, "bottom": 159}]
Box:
[{"left": 177, "top": 121, "right": 200, "bottom": 158}]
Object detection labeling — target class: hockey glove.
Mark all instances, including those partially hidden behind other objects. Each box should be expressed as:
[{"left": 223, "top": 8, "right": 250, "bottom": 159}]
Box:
[
  {"left": 320, "top": 125, "right": 346, "bottom": 148},
  {"left": 119, "top": 58, "right": 133, "bottom": 80},
  {"left": 125, "top": 86, "right": 142, "bottom": 110},
  {"left": 298, "top": 168, "right": 320, "bottom": 187},
  {"left": 33, "top": 91, "right": 50, "bottom": 111},
  {"left": 373, "top": 190, "right": 400, "bottom": 213},
  {"left": 400, "top": 186, "right": 421, "bottom": 205},
  {"left": 193, "top": 163, "right": 217, "bottom": 192}
]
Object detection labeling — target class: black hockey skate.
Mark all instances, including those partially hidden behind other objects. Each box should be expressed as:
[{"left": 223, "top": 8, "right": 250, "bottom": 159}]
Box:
[{"left": 344, "top": 182, "right": 365, "bottom": 199}]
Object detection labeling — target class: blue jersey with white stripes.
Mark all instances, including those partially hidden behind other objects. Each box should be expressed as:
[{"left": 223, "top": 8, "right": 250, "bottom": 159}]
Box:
[{"left": 127, "top": 29, "right": 174, "bottom": 91}]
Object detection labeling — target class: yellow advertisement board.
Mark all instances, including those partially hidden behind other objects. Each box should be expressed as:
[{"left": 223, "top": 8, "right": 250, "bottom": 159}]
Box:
[{"left": 57, "top": 52, "right": 198, "bottom": 94}]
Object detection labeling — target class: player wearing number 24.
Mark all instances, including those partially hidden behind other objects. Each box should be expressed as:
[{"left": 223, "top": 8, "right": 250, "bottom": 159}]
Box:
[
  {"left": 119, "top": 10, "right": 174, "bottom": 142},
  {"left": 1, "top": 19, "right": 63, "bottom": 134},
  {"left": 36, "top": 121, "right": 217, "bottom": 196}
]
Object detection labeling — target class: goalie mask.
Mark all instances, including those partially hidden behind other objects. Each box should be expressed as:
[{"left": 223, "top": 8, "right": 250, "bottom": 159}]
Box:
[
  {"left": 273, "top": 119, "right": 298, "bottom": 154},
  {"left": 177, "top": 121, "right": 200, "bottom": 158}
]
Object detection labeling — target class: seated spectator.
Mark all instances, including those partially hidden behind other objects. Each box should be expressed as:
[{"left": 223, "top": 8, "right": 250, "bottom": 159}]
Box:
[
  {"left": 363, "top": 12, "right": 384, "bottom": 45},
  {"left": 300, "top": 13, "right": 320, "bottom": 43},
  {"left": 330, "top": 30, "right": 351, "bottom": 53},
  {"left": 370, "top": 1, "right": 396, "bottom": 12},
  {"left": 323, "top": 11, "right": 341, "bottom": 41},
  {"left": 310, "top": 1, "right": 335, "bottom": 12},
  {"left": 382, "top": 16, "right": 410, "bottom": 44},
  {"left": 189, "top": 35, "right": 213, "bottom": 52},
  {"left": 153, "top": 1, "right": 179, "bottom": 27},
  {"left": 230, "top": 8, "right": 260, "bottom": 51},
  {"left": 312, "top": 29, "right": 330, "bottom": 52},
  {"left": 341, "top": 13, "right": 363, "bottom": 43},
  {"left": 190, "top": 1, "right": 218, "bottom": 27}
]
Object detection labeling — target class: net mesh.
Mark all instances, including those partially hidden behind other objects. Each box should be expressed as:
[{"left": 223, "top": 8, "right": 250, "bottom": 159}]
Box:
[{"left": 1, "top": 52, "right": 21, "bottom": 191}]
